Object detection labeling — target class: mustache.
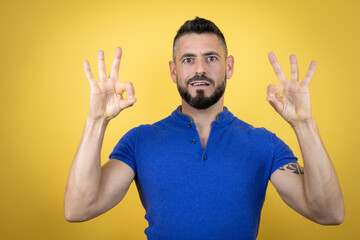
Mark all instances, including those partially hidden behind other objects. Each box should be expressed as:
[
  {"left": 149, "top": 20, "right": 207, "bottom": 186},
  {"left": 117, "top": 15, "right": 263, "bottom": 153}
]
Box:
[{"left": 186, "top": 74, "right": 215, "bottom": 86}]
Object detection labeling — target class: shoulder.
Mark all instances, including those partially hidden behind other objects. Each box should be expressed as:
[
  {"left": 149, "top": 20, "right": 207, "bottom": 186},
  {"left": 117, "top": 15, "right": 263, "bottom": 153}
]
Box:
[
  {"left": 125, "top": 114, "right": 177, "bottom": 137},
  {"left": 227, "top": 115, "right": 291, "bottom": 155},
  {"left": 230, "top": 116, "right": 273, "bottom": 139}
]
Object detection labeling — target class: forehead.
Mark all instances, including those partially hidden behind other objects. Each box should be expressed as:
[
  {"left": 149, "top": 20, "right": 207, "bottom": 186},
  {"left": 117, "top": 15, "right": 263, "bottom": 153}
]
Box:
[{"left": 176, "top": 33, "right": 223, "bottom": 56}]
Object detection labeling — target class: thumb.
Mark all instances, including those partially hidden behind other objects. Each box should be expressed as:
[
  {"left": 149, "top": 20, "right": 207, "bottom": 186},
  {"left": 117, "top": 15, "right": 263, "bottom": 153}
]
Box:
[
  {"left": 266, "top": 96, "right": 283, "bottom": 114},
  {"left": 266, "top": 84, "right": 283, "bottom": 114},
  {"left": 119, "top": 97, "right": 137, "bottom": 110}
]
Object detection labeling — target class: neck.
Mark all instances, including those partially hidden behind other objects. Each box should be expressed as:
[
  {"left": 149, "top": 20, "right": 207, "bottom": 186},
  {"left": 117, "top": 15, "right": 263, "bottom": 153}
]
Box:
[{"left": 180, "top": 96, "right": 225, "bottom": 128}]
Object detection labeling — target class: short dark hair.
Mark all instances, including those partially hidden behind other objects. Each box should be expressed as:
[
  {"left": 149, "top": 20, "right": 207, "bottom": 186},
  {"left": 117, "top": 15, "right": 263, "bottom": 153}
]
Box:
[{"left": 173, "top": 17, "right": 228, "bottom": 61}]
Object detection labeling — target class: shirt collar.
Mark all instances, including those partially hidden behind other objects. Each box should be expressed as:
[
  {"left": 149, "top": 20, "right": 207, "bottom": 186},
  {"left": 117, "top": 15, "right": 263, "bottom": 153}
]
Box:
[{"left": 171, "top": 105, "right": 234, "bottom": 127}]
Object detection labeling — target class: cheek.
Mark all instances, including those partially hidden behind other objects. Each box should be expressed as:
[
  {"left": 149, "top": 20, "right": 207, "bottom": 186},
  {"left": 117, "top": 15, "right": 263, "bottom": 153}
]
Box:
[
  {"left": 210, "top": 66, "right": 226, "bottom": 80},
  {"left": 208, "top": 61, "right": 225, "bottom": 72},
  {"left": 177, "top": 68, "right": 193, "bottom": 83}
]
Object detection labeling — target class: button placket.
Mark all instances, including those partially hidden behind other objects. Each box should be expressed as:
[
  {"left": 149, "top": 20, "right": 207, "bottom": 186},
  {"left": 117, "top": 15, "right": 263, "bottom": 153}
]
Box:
[
  {"left": 200, "top": 122, "right": 218, "bottom": 161},
  {"left": 187, "top": 124, "right": 203, "bottom": 155}
]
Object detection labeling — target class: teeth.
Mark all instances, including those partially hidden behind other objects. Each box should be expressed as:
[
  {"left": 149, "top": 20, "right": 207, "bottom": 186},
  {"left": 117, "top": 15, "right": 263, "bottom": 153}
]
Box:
[{"left": 192, "top": 82, "right": 208, "bottom": 86}]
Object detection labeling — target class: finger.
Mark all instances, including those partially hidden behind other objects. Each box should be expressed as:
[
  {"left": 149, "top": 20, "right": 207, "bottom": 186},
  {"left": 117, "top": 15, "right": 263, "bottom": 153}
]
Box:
[
  {"left": 83, "top": 61, "right": 96, "bottom": 86},
  {"left": 267, "top": 84, "right": 277, "bottom": 97},
  {"left": 109, "top": 47, "right": 122, "bottom": 79},
  {"left": 267, "top": 83, "right": 285, "bottom": 98},
  {"left": 290, "top": 54, "right": 299, "bottom": 82},
  {"left": 118, "top": 82, "right": 135, "bottom": 99},
  {"left": 303, "top": 61, "right": 316, "bottom": 85},
  {"left": 268, "top": 52, "right": 287, "bottom": 84},
  {"left": 98, "top": 50, "right": 107, "bottom": 81}
]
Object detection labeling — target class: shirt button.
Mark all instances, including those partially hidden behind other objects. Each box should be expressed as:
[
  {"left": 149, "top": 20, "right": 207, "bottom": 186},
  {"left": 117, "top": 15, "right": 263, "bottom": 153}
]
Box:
[
  {"left": 187, "top": 124, "right": 192, "bottom": 128},
  {"left": 191, "top": 139, "right": 196, "bottom": 144},
  {"left": 203, "top": 155, "right": 207, "bottom": 160}
]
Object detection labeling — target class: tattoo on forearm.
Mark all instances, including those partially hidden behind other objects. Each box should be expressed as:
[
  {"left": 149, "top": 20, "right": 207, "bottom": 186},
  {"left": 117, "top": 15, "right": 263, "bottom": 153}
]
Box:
[{"left": 279, "top": 163, "right": 304, "bottom": 175}]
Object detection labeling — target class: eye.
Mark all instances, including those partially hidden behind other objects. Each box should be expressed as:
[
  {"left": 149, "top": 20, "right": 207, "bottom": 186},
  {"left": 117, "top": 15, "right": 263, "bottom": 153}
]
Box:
[
  {"left": 207, "top": 56, "right": 217, "bottom": 62},
  {"left": 183, "top": 58, "right": 193, "bottom": 63}
]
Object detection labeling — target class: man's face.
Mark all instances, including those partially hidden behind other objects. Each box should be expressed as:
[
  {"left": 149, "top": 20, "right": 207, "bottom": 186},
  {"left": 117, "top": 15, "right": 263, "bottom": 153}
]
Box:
[{"left": 170, "top": 33, "right": 234, "bottom": 109}]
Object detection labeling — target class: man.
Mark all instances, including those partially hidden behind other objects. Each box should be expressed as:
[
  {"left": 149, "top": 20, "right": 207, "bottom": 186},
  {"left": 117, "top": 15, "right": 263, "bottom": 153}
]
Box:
[{"left": 64, "top": 17, "right": 344, "bottom": 239}]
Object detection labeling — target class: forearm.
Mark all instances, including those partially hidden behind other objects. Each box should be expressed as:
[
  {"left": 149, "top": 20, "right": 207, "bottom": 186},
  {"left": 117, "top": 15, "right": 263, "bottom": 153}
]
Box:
[
  {"left": 292, "top": 118, "right": 344, "bottom": 224},
  {"left": 64, "top": 116, "right": 109, "bottom": 221}
]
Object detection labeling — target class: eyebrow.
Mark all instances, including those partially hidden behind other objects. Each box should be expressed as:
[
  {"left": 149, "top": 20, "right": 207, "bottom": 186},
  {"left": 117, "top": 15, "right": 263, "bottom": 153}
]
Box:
[
  {"left": 179, "top": 53, "right": 196, "bottom": 61},
  {"left": 179, "top": 51, "right": 221, "bottom": 61},
  {"left": 203, "top": 51, "right": 220, "bottom": 57}
]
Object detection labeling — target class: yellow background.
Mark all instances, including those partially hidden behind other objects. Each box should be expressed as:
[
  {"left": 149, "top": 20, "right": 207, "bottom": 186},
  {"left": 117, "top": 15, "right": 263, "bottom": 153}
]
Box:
[{"left": 1, "top": 0, "right": 359, "bottom": 239}]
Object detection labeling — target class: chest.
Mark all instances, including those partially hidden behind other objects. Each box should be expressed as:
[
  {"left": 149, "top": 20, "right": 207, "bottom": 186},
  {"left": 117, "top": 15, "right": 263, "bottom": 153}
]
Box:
[
  {"left": 198, "top": 127, "right": 211, "bottom": 149},
  {"left": 134, "top": 126, "right": 273, "bottom": 210}
]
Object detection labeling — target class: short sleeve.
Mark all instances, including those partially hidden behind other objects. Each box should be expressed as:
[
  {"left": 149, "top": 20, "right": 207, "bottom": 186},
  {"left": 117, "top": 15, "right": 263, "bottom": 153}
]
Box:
[
  {"left": 268, "top": 132, "right": 298, "bottom": 176},
  {"left": 109, "top": 127, "right": 139, "bottom": 175}
]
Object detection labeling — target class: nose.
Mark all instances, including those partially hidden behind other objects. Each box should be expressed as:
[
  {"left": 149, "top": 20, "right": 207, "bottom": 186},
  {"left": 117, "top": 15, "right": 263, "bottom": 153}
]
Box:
[{"left": 194, "top": 58, "right": 206, "bottom": 75}]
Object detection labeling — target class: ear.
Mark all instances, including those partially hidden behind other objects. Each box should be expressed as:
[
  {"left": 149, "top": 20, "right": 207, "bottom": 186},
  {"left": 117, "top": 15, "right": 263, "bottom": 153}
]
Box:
[
  {"left": 225, "top": 55, "right": 234, "bottom": 79},
  {"left": 169, "top": 60, "right": 177, "bottom": 83}
]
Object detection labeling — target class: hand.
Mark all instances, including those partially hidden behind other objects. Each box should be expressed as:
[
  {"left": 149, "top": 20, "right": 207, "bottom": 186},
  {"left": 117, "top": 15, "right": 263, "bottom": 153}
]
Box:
[
  {"left": 267, "top": 52, "right": 316, "bottom": 126},
  {"left": 83, "top": 47, "right": 136, "bottom": 122}
]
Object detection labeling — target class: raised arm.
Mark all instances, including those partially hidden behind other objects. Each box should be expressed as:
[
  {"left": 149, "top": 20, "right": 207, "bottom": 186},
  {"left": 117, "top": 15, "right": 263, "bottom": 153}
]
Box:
[
  {"left": 267, "top": 52, "right": 344, "bottom": 225},
  {"left": 64, "top": 47, "right": 136, "bottom": 222}
]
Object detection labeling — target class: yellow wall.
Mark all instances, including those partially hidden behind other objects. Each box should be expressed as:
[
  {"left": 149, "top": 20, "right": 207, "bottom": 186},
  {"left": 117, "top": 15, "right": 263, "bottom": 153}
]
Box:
[{"left": 1, "top": 0, "right": 359, "bottom": 239}]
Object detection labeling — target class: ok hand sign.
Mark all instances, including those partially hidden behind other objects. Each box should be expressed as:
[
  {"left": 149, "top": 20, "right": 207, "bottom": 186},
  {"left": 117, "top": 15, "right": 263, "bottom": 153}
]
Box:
[
  {"left": 267, "top": 52, "right": 316, "bottom": 127},
  {"left": 84, "top": 47, "right": 136, "bottom": 122}
]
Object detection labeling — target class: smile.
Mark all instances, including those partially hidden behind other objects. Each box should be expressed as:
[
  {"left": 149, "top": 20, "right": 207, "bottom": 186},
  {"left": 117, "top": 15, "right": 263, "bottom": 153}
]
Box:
[{"left": 190, "top": 81, "right": 210, "bottom": 86}]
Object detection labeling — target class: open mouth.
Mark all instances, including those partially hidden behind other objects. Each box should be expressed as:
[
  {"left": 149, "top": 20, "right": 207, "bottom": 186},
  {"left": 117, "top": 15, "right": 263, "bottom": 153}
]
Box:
[{"left": 190, "top": 81, "right": 210, "bottom": 86}]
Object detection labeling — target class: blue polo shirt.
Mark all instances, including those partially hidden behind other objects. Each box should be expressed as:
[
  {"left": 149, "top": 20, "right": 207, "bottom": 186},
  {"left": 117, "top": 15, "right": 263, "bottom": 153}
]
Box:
[{"left": 109, "top": 106, "right": 297, "bottom": 240}]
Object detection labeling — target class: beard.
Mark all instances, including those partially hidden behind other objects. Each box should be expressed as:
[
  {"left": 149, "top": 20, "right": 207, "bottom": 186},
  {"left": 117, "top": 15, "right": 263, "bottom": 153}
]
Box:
[{"left": 177, "top": 74, "right": 227, "bottom": 110}]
